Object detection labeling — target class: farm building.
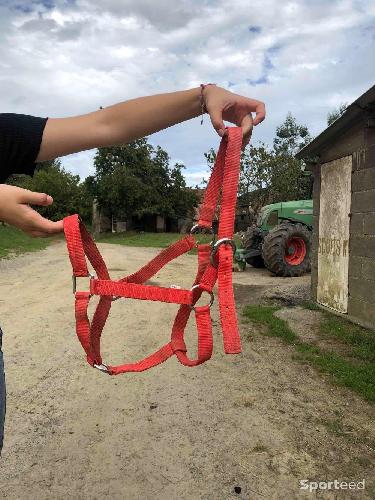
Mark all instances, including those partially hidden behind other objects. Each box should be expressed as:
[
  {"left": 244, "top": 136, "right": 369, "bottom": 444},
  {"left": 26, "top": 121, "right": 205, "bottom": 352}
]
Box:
[{"left": 296, "top": 85, "right": 375, "bottom": 329}]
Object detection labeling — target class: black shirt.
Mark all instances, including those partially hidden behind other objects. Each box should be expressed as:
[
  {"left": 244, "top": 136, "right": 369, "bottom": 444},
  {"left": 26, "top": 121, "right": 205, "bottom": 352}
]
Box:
[{"left": 0, "top": 114, "right": 48, "bottom": 183}]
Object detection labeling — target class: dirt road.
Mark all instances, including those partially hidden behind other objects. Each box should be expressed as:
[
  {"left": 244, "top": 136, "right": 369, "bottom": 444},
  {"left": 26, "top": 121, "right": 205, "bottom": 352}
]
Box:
[{"left": 0, "top": 242, "right": 373, "bottom": 499}]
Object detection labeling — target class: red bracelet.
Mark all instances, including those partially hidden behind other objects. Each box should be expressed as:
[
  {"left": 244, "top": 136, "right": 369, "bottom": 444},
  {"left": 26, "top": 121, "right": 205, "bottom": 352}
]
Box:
[{"left": 200, "top": 83, "right": 216, "bottom": 125}]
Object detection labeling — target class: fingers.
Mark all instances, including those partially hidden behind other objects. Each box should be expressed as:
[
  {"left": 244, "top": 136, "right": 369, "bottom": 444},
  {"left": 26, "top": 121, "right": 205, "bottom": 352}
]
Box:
[
  {"left": 16, "top": 205, "right": 64, "bottom": 237},
  {"left": 19, "top": 188, "right": 53, "bottom": 206},
  {"left": 241, "top": 114, "right": 253, "bottom": 150},
  {"left": 26, "top": 209, "right": 64, "bottom": 235},
  {"left": 253, "top": 101, "right": 266, "bottom": 126},
  {"left": 208, "top": 108, "right": 226, "bottom": 137},
  {"left": 241, "top": 114, "right": 253, "bottom": 137}
]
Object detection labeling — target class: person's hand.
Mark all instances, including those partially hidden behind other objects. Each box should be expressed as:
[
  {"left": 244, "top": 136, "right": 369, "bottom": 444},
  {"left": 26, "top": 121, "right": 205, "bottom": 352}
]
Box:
[
  {"left": 0, "top": 184, "right": 64, "bottom": 237},
  {"left": 202, "top": 85, "right": 265, "bottom": 148}
]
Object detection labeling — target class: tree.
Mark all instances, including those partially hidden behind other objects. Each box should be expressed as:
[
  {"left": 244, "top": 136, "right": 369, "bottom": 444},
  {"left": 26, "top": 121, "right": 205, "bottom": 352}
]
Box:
[
  {"left": 273, "top": 112, "right": 311, "bottom": 156},
  {"left": 270, "top": 113, "right": 313, "bottom": 202},
  {"left": 327, "top": 103, "right": 348, "bottom": 126},
  {"left": 92, "top": 139, "right": 197, "bottom": 222},
  {"left": 237, "top": 143, "right": 275, "bottom": 212},
  {"left": 168, "top": 163, "right": 197, "bottom": 219}
]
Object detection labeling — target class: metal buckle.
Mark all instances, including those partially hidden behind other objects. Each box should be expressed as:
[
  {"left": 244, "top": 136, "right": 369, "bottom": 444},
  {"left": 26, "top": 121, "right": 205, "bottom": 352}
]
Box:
[
  {"left": 72, "top": 272, "right": 95, "bottom": 294},
  {"left": 93, "top": 363, "right": 110, "bottom": 374},
  {"left": 210, "top": 238, "right": 237, "bottom": 267},
  {"left": 190, "top": 284, "right": 214, "bottom": 311}
]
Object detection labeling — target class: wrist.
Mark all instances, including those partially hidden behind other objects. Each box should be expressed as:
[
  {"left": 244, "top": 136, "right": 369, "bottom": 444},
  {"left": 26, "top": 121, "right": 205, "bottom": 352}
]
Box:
[
  {"left": 200, "top": 83, "right": 216, "bottom": 110},
  {"left": 198, "top": 83, "right": 217, "bottom": 125}
]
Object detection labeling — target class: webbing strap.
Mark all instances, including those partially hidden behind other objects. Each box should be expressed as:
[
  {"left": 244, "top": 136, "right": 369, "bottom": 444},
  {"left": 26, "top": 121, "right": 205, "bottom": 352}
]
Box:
[
  {"left": 217, "top": 128, "right": 242, "bottom": 353},
  {"left": 171, "top": 244, "right": 213, "bottom": 366},
  {"left": 91, "top": 280, "right": 193, "bottom": 305},
  {"left": 198, "top": 139, "right": 226, "bottom": 229}
]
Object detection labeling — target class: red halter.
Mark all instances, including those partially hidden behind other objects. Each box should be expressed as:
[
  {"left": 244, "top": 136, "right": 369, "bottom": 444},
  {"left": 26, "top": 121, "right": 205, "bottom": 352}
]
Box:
[{"left": 63, "top": 127, "right": 242, "bottom": 375}]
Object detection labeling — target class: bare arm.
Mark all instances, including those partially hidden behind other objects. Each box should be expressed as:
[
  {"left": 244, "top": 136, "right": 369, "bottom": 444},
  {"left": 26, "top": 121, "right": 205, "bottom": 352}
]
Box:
[
  {"left": 37, "top": 86, "right": 265, "bottom": 161},
  {"left": 1, "top": 86, "right": 265, "bottom": 237}
]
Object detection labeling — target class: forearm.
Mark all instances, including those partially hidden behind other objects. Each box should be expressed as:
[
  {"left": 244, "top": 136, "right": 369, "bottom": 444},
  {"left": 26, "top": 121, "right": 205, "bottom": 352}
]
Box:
[
  {"left": 37, "top": 88, "right": 202, "bottom": 160},
  {"left": 99, "top": 87, "right": 202, "bottom": 144}
]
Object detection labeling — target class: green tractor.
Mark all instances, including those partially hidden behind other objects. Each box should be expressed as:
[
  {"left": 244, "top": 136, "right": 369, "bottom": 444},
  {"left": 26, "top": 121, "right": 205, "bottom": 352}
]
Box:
[{"left": 237, "top": 200, "right": 313, "bottom": 277}]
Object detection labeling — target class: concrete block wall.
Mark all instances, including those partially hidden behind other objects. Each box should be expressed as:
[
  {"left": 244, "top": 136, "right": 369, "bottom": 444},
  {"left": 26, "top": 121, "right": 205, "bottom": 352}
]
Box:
[{"left": 348, "top": 129, "right": 375, "bottom": 328}]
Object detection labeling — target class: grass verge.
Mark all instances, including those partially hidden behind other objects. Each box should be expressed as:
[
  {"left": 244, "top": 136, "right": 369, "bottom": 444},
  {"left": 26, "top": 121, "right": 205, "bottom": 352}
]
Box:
[
  {"left": 243, "top": 305, "right": 375, "bottom": 403},
  {"left": 96, "top": 231, "right": 243, "bottom": 256},
  {"left": 97, "top": 231, "right": 198, "bottom": 248},
  {"left": 0, "top": 225, "right": 50, "bottom": 259}
]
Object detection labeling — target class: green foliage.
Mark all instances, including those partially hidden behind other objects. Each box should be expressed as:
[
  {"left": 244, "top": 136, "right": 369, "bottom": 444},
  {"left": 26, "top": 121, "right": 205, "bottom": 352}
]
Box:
[
  {"left": 273, "top": 112, "right": 311, "bottom": 156},
  {"left": 92, "top": 139, "right": 197, "bottom": 221},
  {"left": 327, "top": 103, "right": 348, "bottom": 126},
  {"left": 270, "top": 112, "right": 313, "bottom": 202},
  {"left": 8, "top": 160, "right": 93, "bottom": 223}
]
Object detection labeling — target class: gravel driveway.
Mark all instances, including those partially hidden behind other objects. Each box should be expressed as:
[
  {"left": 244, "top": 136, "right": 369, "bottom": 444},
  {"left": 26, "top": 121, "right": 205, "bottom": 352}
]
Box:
[{"left": 0, "top": 242, "right": 373, "bottom": 499}]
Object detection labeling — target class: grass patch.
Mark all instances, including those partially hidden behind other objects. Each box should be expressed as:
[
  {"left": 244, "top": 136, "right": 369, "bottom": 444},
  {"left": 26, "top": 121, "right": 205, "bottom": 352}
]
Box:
[
  {"left": 0, "top": 224, "right": 50, "bottom": 258},
  {"left": 97, "top": 231, "right": 242, "bottom": 250},
  {"left": 243, "top": 305, "right": 375, "bottom": 403},
  {"left": 320, "top": 316, "right": 375, "bottom": 363},
  {"left": 96, "top": 231, "right": 244, "bottom": 258},
  {"left": 242, "top": 305, "right": 297, "bottom": 344},
  {"left": 97, "top": 231, "right": 192, "bottom": 248}
]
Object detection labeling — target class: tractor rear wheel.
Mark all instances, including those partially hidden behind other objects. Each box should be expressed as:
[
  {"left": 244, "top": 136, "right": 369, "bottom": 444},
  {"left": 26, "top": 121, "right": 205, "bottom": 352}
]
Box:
[
  {"left": 262, "top": 223, "right": 311, "bottom": 277},
  {"left": 245, "top": 255, "right": 265, "bottom": 268}
]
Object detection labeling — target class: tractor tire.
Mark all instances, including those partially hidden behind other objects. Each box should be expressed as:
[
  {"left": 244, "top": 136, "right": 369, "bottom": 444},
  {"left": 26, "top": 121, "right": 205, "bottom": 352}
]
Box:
[
  {"left": 245, "top": 255, "right": 265, "bottom": 268},
  {"left": 262, "top": 223, "right": 311, "bottom": 277}
]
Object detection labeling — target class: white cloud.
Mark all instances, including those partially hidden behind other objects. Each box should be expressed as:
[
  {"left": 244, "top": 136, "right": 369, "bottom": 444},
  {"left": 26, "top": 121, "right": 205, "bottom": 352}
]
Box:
[{"left": 0, "top": 0, "right": 374, "bottom": 185}]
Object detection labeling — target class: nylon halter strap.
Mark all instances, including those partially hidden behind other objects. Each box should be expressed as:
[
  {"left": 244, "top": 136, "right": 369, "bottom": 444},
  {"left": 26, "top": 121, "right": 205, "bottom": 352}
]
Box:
[{"left": 63, "top": 127, "right": 242, "bottom": 375}]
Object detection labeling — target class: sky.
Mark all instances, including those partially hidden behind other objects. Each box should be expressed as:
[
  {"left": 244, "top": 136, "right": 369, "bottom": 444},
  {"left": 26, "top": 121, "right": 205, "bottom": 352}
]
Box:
[{"left": 1, "top": 0, "right": 374, "bottom": 186}]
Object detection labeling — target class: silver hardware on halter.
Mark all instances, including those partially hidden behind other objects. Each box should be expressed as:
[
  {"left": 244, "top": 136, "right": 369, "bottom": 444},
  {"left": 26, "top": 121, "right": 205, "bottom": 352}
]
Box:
[
  {"left": 210, "top": 238, "right": 237, "bottom": 267},
  {"left": 72, "top": 272, "right": 95, "bottom": 294},
  {"left": 190, "top": 284, "right": 215, "bottom": 311},
  {"left": 93, "top": 363, "right": 109, "bottom": 374}
]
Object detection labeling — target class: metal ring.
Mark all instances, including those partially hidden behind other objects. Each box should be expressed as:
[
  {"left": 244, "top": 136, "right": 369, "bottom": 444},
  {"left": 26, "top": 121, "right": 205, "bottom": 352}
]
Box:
[
  {"left": 93, "top": 363, "right": 109, "bottom": 374},
  {"left": 190, "top": 224, "right": 213, "bottom": 234},
  {"left": 190, "top": 284, "right": 214, "bottom": 311},
  {"left": 210, "top": 238, "right": 237, "bottom": 267}
]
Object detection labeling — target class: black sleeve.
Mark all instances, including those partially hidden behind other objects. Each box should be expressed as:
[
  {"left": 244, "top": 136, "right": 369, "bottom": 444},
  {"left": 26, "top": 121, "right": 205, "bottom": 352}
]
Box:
[{"left": 0, "top": 113, "right": 48, "bottom": 183}]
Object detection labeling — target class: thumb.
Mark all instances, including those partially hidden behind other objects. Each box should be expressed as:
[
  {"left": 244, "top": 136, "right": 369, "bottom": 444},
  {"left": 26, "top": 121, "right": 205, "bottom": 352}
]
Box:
[
  {"left": 20, "top": 189, "right": 53, "bottom": 206},
  {"left": 208, "top": 108, "right": 225, "bottom": 137}
]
